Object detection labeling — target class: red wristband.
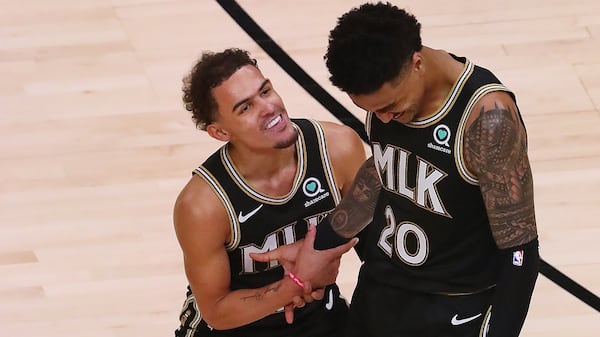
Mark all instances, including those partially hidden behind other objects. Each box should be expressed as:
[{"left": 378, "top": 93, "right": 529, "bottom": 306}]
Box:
[{"left": 288, "top": 272, "right": 305, "bottom": 288}]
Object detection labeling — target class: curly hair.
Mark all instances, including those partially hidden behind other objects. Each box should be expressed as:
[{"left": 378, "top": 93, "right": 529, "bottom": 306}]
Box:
[
  {"left": 182, "top": 48, "right": 258, "bottom": 130},
  {"left": 324, "top": 2, "right": 422, "bottom": 95}
]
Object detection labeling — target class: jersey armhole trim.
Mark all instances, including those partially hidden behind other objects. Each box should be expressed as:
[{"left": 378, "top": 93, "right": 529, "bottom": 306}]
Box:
[
  {"left": 309, "top": 119, "right": 342, "bottom": 204},
  {"left": 193, "top": 166, "right": 240, "bottom": 250}
]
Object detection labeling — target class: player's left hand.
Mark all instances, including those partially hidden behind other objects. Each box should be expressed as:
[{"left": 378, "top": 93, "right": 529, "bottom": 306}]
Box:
[
  {"left": 283, "top": 287, "right": 325, "bottom": 324},
  {"left": 250, "top": 237, "right": 303, "bottom": 273}
]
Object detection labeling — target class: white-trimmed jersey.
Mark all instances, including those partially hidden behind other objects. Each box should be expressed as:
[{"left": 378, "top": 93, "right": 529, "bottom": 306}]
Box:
[
  {"left": 363, "top": 55, "right": 526, "bottom": 294},
  {"left": 175, "top": 119, "right": 348, "bottom": 337}
]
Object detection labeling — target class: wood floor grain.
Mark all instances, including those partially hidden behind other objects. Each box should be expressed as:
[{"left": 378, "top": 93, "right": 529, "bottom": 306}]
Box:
[{"left": 1, "top": 1, "right": 598, "bottom": 336}]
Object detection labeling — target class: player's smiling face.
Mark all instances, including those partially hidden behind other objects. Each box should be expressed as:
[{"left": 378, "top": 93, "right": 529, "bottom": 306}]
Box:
[{"left": 209, "top": 65, "right": 297, "bottom": 149}]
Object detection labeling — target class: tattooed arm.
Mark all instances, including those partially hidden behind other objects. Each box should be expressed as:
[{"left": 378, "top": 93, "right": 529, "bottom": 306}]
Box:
[
  {"left": 464, "top": 91, "right": 538, "bottom": 248},
  {"left": 329, "top": 156, "right": 381, "bottom": 238},
  {"left": 464, "top": 91, "right": 539, "bottom": 337},
  {"left": 312, "top": 156, "right": 381, "bottom": 250},
  {"left": 266, "top": 158, "right": 379, "bottom": 291}
]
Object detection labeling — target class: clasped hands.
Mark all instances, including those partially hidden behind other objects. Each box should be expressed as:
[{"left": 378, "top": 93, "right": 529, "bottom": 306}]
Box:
[{"left": 250, "top": 224, "right": 358, "bottom": 323}]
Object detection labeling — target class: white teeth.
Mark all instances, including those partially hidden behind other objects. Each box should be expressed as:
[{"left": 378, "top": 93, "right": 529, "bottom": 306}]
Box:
[{"left": 267, "top": 115, "right": 282, "bottom": 129}]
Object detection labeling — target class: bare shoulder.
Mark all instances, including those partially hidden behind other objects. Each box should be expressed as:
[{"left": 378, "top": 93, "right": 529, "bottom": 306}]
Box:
[
  {"left": 318, "top": 120, "right": 367, "bottom": 193},
  {"left": 318, "top": 121, "right": 365, "bottom": 156},
  {"left": 463, "top": 90, "right": 525, "bottom": 175},
  {"left": 174, "top": 174, "right": 230, "bottom": 247},
  {"left": 466, "top": 90, "right": 519, "bottom": 129}
]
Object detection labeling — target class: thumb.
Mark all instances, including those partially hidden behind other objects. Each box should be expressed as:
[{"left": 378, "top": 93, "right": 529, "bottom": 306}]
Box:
[
  {"left": 302, "top": 224, "right": 317, "bottom": 247},
  {"left": 330, "top": 237, "right": 359, "bottom": 256}
]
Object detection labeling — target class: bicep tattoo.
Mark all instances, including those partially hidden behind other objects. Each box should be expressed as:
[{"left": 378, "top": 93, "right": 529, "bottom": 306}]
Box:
[
  {"left": 330, "top": 157, "right": 381, "bottom": 238},
  {"left": 465, "top": 102, "right": 538, "bottom": 249}
]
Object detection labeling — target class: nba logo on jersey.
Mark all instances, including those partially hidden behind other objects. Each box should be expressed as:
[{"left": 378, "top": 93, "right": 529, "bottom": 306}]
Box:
[{"left": 512, "top": 250, "right": 524, "bottom": 267}]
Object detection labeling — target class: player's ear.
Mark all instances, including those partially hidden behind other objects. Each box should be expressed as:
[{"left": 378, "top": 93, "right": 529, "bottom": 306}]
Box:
[
  {"left": 412, "top": 51, "right": 424, "bottom": 74},
  {"left": 207, "top": 123, "right": 230, "bottom": 142}
]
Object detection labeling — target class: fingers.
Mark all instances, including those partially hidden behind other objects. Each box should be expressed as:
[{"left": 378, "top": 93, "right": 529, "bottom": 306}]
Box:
[
  {"left": 284, "top": 287, "right": 325, "bottom": 324},
  {"left": 301, "top": 224, "right": 317, "bottom": 247},
  {"left": 249, "top": 250, "right": 279, "bottom": 262},
  {"left": 284, "top": 296, "right": 305, "bottom": 324},
  {"left": 284, "top": 304, "right": 295, "bottom": 324},
  {"left": 291, "top": 296, "right": 304, "bottom": 308},
  {"left": 311, "top": 288, "right": 325, "bottom": 301},
  {"left": 285, "top": 293, "right": 311, "bottom": 324}
]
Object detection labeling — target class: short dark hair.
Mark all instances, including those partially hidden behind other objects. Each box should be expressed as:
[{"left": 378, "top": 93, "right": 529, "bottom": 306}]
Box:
[
  {"left": 325, "top": 2, "right": 422, "bottom": 95},
  {"left": 182, "top": 48, "right": 258, "bottom": 130}
]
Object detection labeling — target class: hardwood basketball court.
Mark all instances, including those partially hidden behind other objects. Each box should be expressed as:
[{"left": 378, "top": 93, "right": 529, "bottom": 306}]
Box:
[{"left": 1, "top": 1, "right": 598, "bottom": 336}]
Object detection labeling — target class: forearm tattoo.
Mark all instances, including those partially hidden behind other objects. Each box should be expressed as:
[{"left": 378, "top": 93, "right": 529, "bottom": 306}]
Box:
[
  {"left": 465, "top": 102, "right": 537, "bottom": 249},
  {"left": 240, "top": 283, "right": 281, "bottom": 302},
  {"left": 330, "top": 157, "right": 381, "bottom": 238}
]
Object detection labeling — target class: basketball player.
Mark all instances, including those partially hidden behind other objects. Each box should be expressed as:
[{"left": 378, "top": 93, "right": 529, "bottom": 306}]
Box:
[
  {"left": 253, "top": 3, "right": 540, "bottom": 337},
  {"left": 172, "top": 48, "right": 364, "bottom": 337}
]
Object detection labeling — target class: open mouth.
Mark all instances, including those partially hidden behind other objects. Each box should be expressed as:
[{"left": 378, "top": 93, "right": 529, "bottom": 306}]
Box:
[{"left": 266, "top": 114, "right": 282, "bottom": 129}]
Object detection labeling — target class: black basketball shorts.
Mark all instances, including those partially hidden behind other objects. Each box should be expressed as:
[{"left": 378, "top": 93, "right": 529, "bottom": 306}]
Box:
[
  {"left": 345, "top": 273, "right": 495, "bottom": 337},
  {"left": 175, "top": 284, "right": 349, "bottom": 337}
]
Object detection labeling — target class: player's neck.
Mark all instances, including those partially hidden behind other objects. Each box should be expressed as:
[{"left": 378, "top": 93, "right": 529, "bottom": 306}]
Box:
[
  {"left": 227, "top": 144, "right": 299, "bottom": 196},
  {"left": 419, "top": 47, "right": 465, "bottom": 119}
]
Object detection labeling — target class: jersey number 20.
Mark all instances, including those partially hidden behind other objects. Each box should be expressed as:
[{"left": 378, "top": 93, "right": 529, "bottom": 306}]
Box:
[{"left": 377, "top": 205, "right": 429, "bottom": 266}]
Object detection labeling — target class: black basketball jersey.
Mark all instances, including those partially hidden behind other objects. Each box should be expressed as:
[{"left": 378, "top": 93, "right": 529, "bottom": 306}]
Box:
[
  {"left": 363, "top": 55, "right": 525, "bottom": 294},
  {"left": 181, "top": 119, "right": 346, "bottom": 335}
]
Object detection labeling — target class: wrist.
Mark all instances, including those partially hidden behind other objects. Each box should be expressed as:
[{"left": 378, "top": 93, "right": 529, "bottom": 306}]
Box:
[
  {"left": 314, "top": 217, "right": 349, "bottom": 250},
  {"left": 288, "top": 272, "right": 305, "bottom": 289},
  {"left": 282, "top": 272, "right": 306, "bottom": 299}
]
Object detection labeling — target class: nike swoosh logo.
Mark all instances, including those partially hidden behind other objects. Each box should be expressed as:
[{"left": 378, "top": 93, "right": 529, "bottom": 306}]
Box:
[
  {"left": 238, "top": 204, "right": 263, "bottom": 223},
  {"left": 451, "top": 313, "right": 482, "bottom": 326},
  {"left": 325, "top": 289, "right": 334, "bottom": 310}
]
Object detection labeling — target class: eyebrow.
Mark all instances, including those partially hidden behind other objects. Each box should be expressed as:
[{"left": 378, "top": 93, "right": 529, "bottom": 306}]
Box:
[{"left": 231, "top": 79, "right": 270, "bottom": 113}]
